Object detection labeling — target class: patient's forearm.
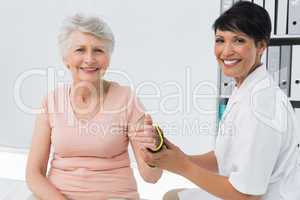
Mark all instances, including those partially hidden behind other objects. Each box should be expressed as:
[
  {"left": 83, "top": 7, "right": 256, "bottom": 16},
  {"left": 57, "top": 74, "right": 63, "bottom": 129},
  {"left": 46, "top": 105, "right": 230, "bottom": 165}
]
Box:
[
  {"left": 189, "top": 151, "right": 218, "bottom": 173},
  {"left": 26, "top": 173, "right": 67, "bottom": 200},
  {"left": 139, "top": 164, "right": 163, "bottom": 183}
]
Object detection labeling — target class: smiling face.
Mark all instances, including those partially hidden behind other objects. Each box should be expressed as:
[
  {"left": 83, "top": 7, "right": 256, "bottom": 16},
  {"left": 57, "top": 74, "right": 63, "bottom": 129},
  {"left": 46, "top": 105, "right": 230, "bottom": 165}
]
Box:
[
  {"left": 214, "top": 30, "right": 266, "bottom": 87},
  {"left": 63, "top": 31, "right": 110, "bottom": 84}
]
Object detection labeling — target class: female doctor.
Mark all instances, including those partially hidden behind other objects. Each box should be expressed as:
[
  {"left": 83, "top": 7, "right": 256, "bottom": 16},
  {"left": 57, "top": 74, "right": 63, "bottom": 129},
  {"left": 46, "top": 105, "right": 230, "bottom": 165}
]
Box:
[{"left": 137, "top": 1, "right": 300, "bottom": 199}]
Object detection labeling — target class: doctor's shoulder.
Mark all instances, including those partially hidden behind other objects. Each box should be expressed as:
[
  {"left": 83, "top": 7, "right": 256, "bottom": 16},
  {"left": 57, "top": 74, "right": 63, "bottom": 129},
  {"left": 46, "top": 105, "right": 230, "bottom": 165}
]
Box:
[{"left": 248, "top": 77, "right": 291, "bottom": 133}]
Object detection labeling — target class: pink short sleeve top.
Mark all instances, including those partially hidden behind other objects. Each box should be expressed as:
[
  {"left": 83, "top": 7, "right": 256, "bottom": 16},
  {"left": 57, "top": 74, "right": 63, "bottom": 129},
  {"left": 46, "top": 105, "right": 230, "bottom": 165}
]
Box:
[{"left": 42, "top": 81, "right": 144, "bottom": 200}]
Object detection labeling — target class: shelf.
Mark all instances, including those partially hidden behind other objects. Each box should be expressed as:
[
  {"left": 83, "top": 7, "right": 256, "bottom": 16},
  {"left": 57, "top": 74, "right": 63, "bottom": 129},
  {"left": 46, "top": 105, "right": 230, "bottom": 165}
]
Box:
[
  {"left": 269, "top": 35, "right": 300, "bottom": 46},
  {"left": 291, "top": 101, "right": 300, "bottom": 108},
  {"left": 219, "top": 97, "right": 300, "bottom": 108}
]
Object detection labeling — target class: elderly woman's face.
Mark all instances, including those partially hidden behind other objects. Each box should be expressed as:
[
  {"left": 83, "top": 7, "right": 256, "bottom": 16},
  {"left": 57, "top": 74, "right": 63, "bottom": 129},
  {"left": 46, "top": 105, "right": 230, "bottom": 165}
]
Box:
[
  {"left": 63, "top": 31, "right": 110, "bottom": 83},
  {"left": 214, "top": 30, "right": 265, "bottom": 86}
]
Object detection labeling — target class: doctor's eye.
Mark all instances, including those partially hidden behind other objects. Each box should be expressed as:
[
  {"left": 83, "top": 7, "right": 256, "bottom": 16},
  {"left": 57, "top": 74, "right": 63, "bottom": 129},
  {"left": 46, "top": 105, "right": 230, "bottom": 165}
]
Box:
[
  {"left": 215, "top": 38, "right": 224, "bottom": 44},
  {"left": 233, "top": 38, "right": 246, "bottom": 44}
]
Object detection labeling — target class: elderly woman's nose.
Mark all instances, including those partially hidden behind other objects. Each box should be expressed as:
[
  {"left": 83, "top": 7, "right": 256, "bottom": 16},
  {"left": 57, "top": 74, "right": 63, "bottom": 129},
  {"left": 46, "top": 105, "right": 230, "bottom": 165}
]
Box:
[{"left": 84, "top": 51, "right": 96, "bottom": 64}]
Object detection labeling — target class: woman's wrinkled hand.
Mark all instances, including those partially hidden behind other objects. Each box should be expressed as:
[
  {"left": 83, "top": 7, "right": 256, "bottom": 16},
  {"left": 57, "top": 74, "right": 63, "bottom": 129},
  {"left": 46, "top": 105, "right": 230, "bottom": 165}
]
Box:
[{"left": 130, "top": 114, "right": 160, "bottom": 151}]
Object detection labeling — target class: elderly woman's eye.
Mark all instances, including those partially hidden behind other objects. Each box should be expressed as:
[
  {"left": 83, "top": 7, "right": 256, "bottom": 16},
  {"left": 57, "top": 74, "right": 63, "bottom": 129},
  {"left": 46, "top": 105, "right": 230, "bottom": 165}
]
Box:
[
  {"left": 75, "top": 48, "right": 84, "bottom": 52},
  {"left": 94, "top": 49, "right": 104, "bottom": 53}
]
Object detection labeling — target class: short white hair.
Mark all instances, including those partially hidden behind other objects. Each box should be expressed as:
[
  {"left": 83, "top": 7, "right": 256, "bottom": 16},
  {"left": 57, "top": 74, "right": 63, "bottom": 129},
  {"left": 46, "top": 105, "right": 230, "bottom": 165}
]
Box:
[{"left": 58, "top": 14, "right": 115, "bottom": 57}]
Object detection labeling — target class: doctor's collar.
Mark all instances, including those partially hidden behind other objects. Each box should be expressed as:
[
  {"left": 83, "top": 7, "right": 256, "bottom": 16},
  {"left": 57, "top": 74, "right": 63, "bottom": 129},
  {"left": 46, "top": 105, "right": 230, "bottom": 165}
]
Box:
[{"left": 234, "top": 64, "right": 267, "bottom": 92}]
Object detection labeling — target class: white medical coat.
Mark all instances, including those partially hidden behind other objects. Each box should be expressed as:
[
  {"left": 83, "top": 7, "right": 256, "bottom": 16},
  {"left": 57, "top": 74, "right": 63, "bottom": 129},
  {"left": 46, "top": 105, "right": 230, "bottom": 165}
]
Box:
[{"left": 215, "top": 65, "right": 300, "bottom": 199}]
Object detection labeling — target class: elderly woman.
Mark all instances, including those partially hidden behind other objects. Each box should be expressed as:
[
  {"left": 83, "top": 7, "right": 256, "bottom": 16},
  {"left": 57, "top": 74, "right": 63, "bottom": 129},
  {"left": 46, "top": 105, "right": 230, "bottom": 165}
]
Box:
[
  {"left": 25, "top": 14, "right": 162, "bottom": 200},
  {"left": 139, "top": 2, "right": 300, "bottom": 200}
]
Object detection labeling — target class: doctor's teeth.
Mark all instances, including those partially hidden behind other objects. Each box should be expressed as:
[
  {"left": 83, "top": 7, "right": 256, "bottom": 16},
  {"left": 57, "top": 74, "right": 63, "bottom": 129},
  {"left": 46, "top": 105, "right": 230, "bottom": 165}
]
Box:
[{"left": 224, "top": 60, "right": 239, "bottom": 65}]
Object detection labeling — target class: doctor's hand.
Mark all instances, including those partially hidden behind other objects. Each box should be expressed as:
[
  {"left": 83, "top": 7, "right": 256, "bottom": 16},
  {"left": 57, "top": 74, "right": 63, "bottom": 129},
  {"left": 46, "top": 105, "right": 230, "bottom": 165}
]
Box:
[
  {"left": 130, "top": 114, "right": 161, "bottom": 151},
  {"left": 140, "top": 138, "right": 190, "bottom": 175}
]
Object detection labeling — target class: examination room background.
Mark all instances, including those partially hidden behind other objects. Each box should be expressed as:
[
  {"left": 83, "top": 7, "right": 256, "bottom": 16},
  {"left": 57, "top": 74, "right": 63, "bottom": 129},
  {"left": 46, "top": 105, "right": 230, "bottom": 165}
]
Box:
[
  {"left": 0, "top": 0, "right": 220, "bottom": 156},
  {"left": 3, "top": 0, "right": 300, "bottom": 199}
]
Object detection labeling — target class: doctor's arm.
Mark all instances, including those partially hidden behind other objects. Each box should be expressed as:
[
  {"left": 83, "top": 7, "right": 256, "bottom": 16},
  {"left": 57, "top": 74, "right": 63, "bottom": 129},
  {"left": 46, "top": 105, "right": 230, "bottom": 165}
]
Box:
[
  {"left": 182, "top": 158, "right": 261, "bottom": 200},
  {"left": 141, "top": 139, "right": 261, "bottom": 200},
  {"left": 189, "top": 151, "right": 219, "bottom": 173},
  {"left": 26, "top": 112, "right": 67, "bottom": 200}
]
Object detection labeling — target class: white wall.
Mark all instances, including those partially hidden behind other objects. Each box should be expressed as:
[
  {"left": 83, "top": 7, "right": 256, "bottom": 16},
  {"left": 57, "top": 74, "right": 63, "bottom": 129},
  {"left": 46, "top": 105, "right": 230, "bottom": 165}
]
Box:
[{"left": 0, "top": 0, "right": 220, "bottom": 154}]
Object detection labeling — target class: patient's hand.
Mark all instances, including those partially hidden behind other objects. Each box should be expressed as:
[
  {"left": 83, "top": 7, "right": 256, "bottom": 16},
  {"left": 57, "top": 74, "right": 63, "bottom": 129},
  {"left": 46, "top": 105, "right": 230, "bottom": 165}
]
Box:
[{"left": 130, "top": 114, "right": 160, "bottom": 151}]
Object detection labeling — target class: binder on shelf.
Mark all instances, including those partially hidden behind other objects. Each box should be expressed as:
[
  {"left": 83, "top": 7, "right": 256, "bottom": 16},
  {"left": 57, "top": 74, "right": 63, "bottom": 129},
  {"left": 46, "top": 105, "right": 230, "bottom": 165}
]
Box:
[
  {"left": 220, "top": 73, "right": 234, "bottom": 97},
  {"left": 262, "top": 51, "right": 267, "bottom": 66},
  {"left": 279, "top": 45, "right": 292, "bottom": 96},
  {"left": 264, "top": 0, "right": 276, "bottom": 35},
  {"left": 276, "top": 0, "right": 288, "bottom": 35},
  {"left": 221, "top": 0, "right": 234, "bottom": 13},
  {"left": 288, "top": 0, "right": 300, "bottom": 35},
  {"left": 218, "top": 98, "right": 229, "bottom": 122},
  {"left": 290, "top": 45, "right": 300, "bottom": 101},
  {"left": 267, "top": 46, "right": 281, "bottom": 86},
  {"left": 253, "top": 0, "right": 264, "bottom": 7},
  {"left": 294, "top": 109, "right": 300, "bottom": 125}
]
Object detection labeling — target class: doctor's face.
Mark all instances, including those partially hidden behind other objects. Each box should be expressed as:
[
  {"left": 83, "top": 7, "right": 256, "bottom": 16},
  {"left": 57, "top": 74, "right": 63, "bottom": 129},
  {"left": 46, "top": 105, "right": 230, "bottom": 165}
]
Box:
[
  {"left": 214, "top": 30, "right": 265, "bottom": 87},
  {"left": 63, "top": 31, "right": 110, "bottom": 84}
]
